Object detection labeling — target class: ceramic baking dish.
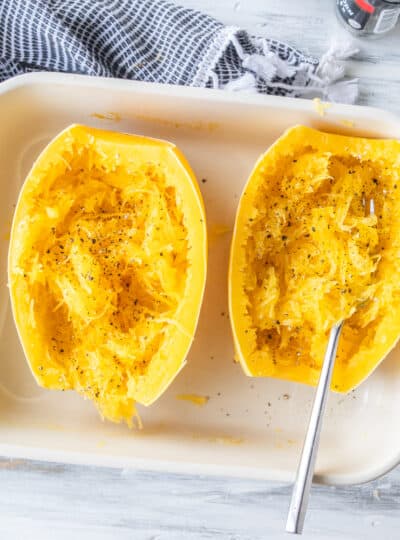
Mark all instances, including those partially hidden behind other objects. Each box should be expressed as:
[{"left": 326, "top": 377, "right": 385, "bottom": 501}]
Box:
[{"left": 1, "top": 72, "right": 399, "bottom": 485}]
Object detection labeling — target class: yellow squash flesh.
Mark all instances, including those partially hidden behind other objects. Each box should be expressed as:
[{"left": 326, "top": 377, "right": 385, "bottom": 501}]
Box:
[
  {"left": 229, "top": 125, "right": 400, "bottom": 392},
  {"left": 8, "top": 124, "right": 207, "bottom": 424}
]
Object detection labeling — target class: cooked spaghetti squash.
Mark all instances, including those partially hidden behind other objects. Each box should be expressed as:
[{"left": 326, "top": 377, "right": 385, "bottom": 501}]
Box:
[
  {"left": 8, "top": 125, "right": 207, "bottom": 424},
  {"left": 229, "top": 125, "right": 400, "bottom": 392}
]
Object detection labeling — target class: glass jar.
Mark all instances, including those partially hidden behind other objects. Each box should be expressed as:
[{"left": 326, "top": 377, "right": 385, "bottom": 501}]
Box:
[{"left": 336, "top": 0, "right": 400, "bottom": 37}]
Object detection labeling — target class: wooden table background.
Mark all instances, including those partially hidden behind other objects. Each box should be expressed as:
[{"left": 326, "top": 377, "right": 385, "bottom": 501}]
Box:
[{"left": 2, "top": 1, "right": 400, "bottom": 538}]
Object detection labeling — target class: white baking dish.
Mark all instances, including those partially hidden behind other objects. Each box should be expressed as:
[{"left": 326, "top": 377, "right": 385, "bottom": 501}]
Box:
[{"left": 1, "top": 72, "right": 399, "bottom": 485}]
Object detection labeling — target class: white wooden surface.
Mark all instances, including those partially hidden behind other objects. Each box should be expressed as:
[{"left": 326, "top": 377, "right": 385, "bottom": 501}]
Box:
[{"left": 2, "top": 1, "right": 400, "bottom": 539}]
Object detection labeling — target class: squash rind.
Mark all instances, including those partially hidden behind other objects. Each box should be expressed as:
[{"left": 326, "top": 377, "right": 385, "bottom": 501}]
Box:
[
  {"left": 229, "top": 125, "right": 400, "bottom": 392},
  {"left": 8, "top": 124, "right": 207, "bottom": 424}
]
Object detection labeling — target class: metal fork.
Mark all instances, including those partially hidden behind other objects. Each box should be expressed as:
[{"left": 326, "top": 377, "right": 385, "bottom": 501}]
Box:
[{"left": 286, "top": 198, "right": 375, "bottom": 535}]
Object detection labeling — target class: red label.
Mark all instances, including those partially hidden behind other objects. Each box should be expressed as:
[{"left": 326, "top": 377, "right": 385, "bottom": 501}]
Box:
[{"left": 355, "top": 0, "right": 375, "bottom": 13}]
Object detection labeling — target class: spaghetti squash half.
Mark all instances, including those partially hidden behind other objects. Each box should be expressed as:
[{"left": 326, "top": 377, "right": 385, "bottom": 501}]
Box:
[
  {"left": 8, "top": 125, "right": 207, "bottom": 424},
  {"left": 229, "top": 125, "right": 400, "bottom": 392}
]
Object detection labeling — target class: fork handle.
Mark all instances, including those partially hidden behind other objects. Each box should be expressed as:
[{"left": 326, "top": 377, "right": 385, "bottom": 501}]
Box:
[{"left": 286, "top": 321, "right": 344, "bottom": 535}]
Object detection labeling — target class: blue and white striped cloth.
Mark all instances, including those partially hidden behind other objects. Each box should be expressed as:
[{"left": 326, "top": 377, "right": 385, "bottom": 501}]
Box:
[{"left": 0, "top": 0, "right": 358, "bottom": 102}]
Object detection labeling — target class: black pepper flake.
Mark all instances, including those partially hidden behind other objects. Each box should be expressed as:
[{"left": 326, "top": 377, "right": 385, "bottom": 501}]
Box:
[
  {"left": 281, "top": 235, "right": 288, "bottom": 241},
  {"left": 92, "top": 238, "right": 96, "bottom": 244},
  {"left": 373, "top": 178, "right": 378, "bottom": 185},
  {"left": 201, "top": 178, "right": 207, "bottom": 183},
  {"left": 59, "top": 349, "right": 64, "bottom": 353},
  {"left": 311, "top": 227, "right": 316, "bottom": 232}
]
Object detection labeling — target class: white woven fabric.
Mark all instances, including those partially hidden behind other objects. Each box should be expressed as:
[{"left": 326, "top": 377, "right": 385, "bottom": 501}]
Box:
[{"left": 0, "top": 0, "right": 358, "bottom": 102}]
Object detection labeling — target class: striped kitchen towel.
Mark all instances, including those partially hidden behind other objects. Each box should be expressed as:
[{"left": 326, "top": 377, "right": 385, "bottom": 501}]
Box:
[{"left": 0, "top": 0, "right": 358, "bottom": 102}]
